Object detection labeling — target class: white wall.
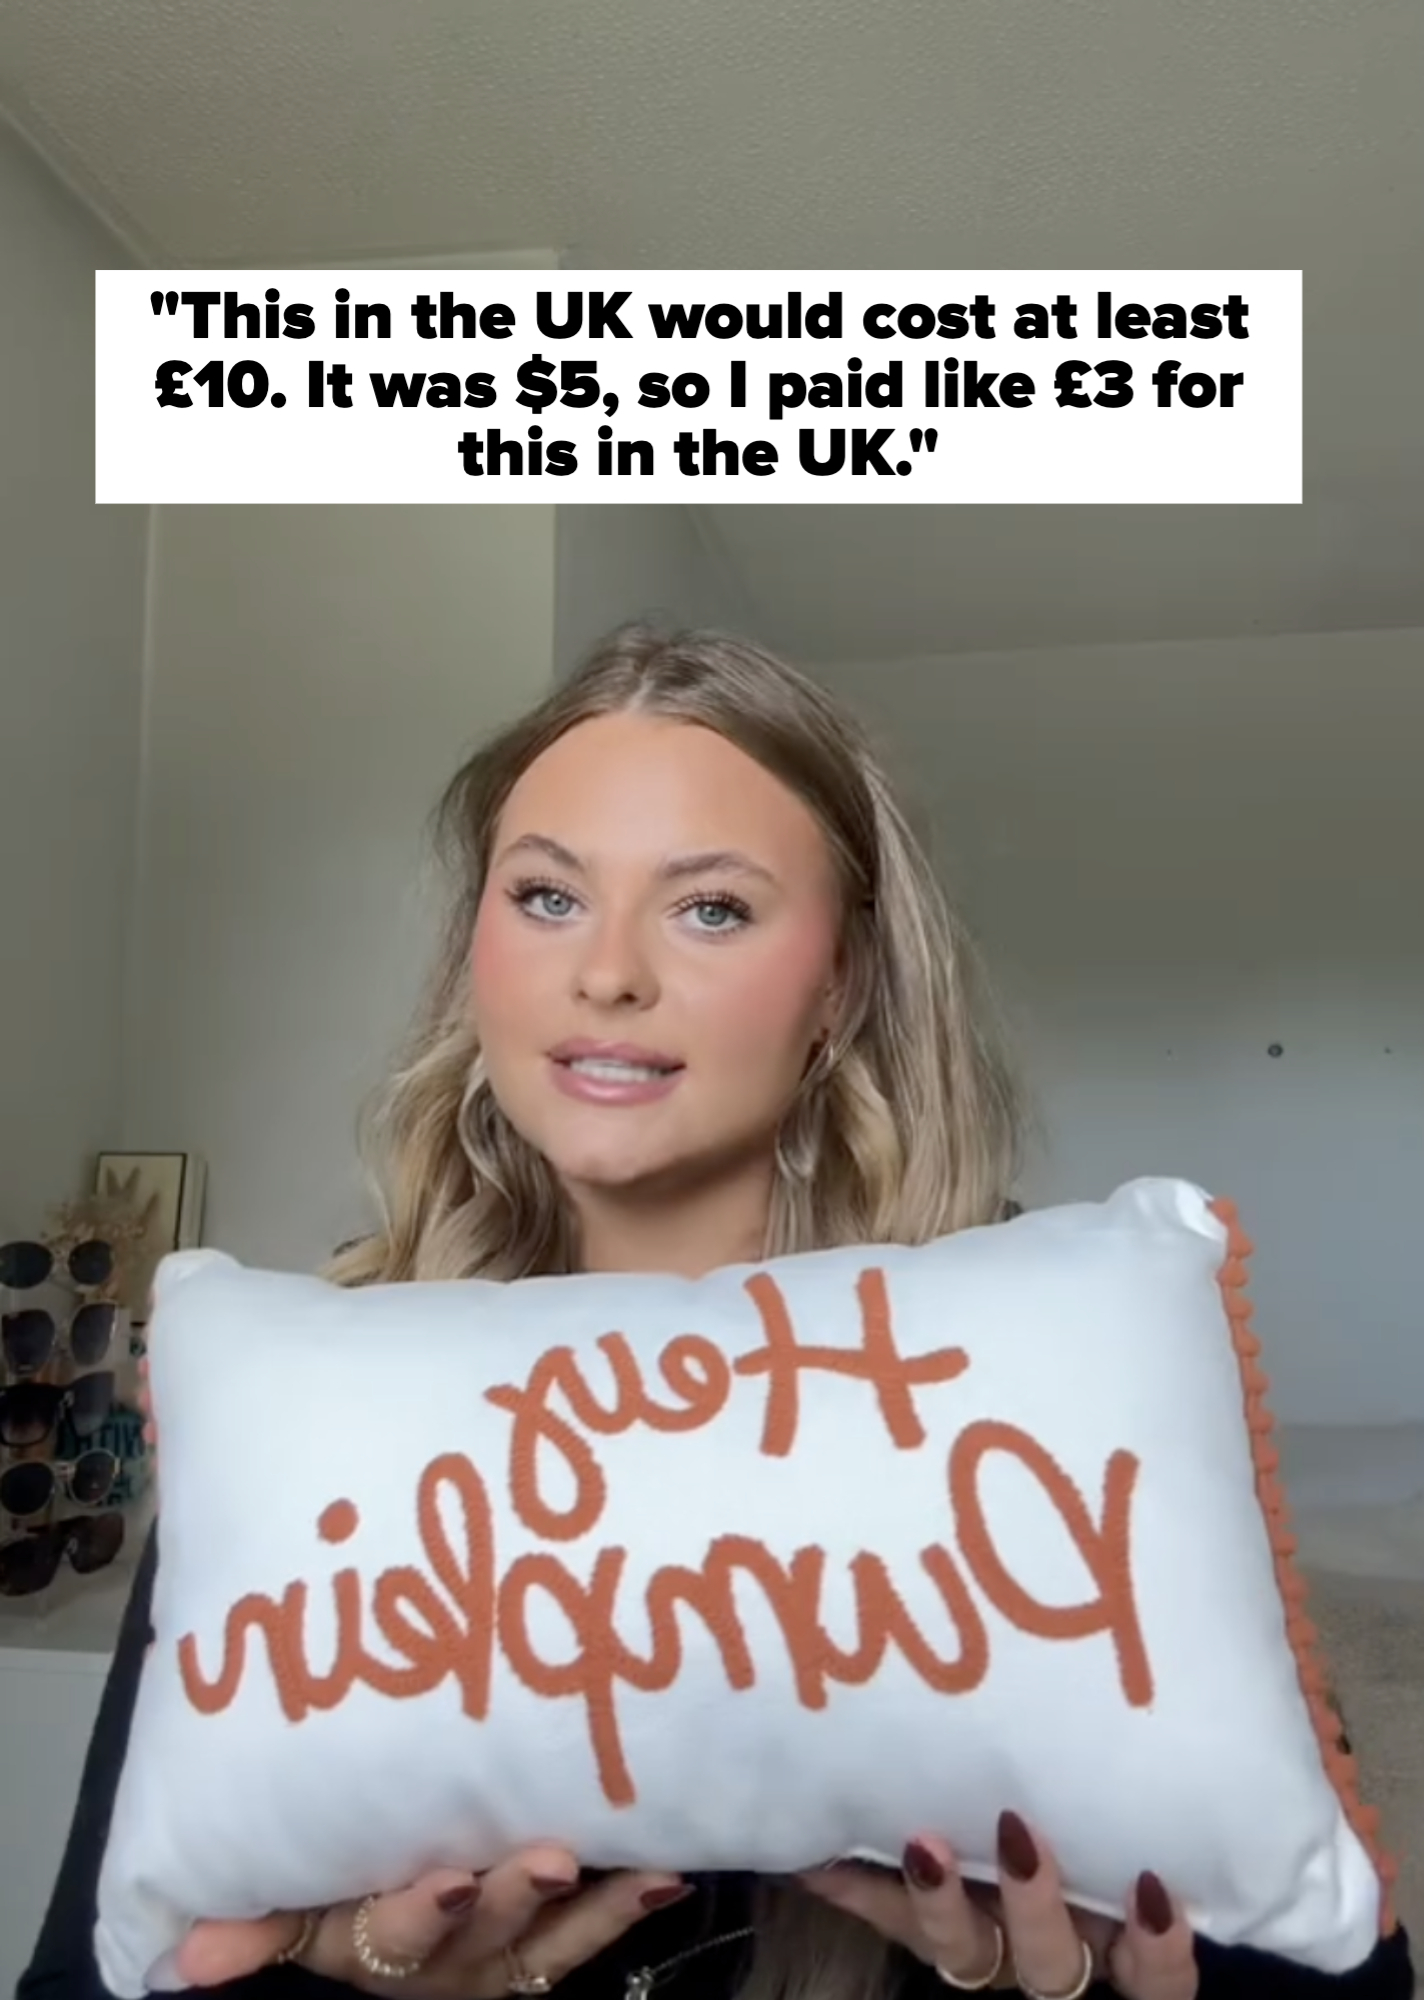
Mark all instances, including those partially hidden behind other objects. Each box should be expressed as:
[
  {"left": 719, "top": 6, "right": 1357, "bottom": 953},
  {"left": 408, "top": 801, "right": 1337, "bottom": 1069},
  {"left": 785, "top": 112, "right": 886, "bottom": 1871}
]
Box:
[
  {"left": 0, "top": 122, "right": 147, "bottom": 1239},
  {"left": 125, "top": 502, "right": 759, "bottom": 1271},
  {"left": 820, "top": 627, "right": 1424, "bottom": 1427},
  {"left": 124, "top": 506, "right": 558, "bottom": 1270},
  {"left": 554, "top": 505, "right": 751, "bottom": 675}
]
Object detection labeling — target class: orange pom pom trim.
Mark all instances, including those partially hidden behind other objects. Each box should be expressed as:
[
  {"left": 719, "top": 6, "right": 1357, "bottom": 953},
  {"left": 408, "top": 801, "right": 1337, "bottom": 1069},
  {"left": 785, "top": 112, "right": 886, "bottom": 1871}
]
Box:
[{"left": 1210, "top": 1197, "right": 1398, "bottom": 1936}]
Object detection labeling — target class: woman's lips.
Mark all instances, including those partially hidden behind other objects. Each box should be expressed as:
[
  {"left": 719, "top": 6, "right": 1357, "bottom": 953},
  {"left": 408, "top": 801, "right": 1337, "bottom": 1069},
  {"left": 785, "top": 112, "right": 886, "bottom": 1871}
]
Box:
[{"left": 548, "top": 1050, "right": 685, "bottom": 1106}]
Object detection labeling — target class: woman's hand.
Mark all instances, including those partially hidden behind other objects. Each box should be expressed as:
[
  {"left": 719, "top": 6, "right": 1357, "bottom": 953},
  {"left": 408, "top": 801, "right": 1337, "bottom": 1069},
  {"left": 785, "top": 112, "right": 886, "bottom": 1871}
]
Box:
[
  {"left": 800, "top": 1812, "right": 1198, "bottom": 1999},
  {"left": 176, "top": 1844, "right": 689, "bottom": 1996}
]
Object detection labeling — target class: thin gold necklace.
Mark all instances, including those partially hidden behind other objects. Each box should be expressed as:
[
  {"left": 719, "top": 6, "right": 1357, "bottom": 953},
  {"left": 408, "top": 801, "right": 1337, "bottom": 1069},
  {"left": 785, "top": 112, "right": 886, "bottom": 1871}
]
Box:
[{"left": 623, "top": 1923, "right": 755, "bottom": 2000}]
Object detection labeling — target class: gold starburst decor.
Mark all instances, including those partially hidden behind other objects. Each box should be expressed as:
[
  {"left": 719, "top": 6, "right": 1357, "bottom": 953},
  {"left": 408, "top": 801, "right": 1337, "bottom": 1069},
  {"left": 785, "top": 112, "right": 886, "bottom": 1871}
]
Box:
[{"left": 47, "top": 1175, "right": 160, "bottom": 1320}]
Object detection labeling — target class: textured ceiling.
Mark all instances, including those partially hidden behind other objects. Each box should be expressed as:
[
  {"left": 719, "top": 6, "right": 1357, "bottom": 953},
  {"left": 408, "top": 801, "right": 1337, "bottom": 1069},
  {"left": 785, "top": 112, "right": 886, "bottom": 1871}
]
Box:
[{"left": 1, "top": 0, "right": 1419, "bottom": 658}]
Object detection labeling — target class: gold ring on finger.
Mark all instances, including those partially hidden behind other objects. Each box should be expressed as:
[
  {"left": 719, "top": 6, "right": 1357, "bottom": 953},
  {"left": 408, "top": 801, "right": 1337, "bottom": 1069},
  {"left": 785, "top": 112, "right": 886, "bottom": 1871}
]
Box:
[
  {"left": 505, "top": 1945, "right": 556, "bottom": 1996},
  {"left": 274, "top": 1910, "right": 323, "bottom": 1966},
  {"left": 1014, "top": 1937, "right": 1095, "bottom": 2000},
  {"left": 934, "top": 1917, "right": 1006, "bottom": 1991},
  {"left": 350, "top": 1895, "right": 428, "bottom": 1981}
]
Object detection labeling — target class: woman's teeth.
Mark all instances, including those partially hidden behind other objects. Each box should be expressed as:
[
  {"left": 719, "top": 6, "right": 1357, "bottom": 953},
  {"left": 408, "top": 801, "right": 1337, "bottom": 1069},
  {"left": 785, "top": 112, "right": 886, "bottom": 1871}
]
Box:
[{"left": 566, "top": 1059, "right": 673, "bottom": 1082}]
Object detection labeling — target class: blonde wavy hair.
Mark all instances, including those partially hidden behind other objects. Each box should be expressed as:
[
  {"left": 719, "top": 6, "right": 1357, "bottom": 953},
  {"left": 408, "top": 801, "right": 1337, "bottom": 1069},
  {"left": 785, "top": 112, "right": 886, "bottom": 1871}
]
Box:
[{"left": 328, "top": 623, "right": 1023, "bottom": 2000}]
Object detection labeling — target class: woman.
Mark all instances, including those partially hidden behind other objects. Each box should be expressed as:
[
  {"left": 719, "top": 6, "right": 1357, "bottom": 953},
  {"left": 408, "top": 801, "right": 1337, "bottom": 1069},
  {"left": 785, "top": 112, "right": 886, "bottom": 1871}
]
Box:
[{"left": 22, "top": 627, "right": 1412, "bottom": 2000}]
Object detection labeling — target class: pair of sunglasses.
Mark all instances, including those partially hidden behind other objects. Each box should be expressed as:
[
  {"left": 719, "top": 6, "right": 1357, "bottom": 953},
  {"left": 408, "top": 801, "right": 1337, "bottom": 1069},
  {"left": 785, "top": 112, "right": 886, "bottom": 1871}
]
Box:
[
  {"left": 0, "top": 1371, "right": 115, "bottom": 1449},
  {"left": 0, "top": 1239, "right": 115, "bottom": 1292},
  {"left": 0, "top": 1450, "right": 119, "bottom": 1519},
  {"left": 2, "top": 1301, "right": 118, "bottom": 1377},
  {"left": 0, "top": 1510, "right": 125, "bottom": 1597}
]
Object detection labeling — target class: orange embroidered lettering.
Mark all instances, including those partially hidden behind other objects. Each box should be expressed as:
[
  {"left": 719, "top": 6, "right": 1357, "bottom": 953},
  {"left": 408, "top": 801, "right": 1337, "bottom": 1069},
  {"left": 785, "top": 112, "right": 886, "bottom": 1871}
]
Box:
[
  {"left": 629, "top": 1536, "right": 827, "bottom": 1707},
  {"left": 175, "top": 1278, "right": 1155, "bottom": 1803},
  {"left": 735, "top": 1269, "right": 970, "bottom": 1456},
  {"left": 410, "top": 1451, "right": 498, "bottom": 1717},
  {"left": 549, "top": 1336, "right": 646, "bottom": 1435},
  {"left": 494, "top": 1534, "right": 990, "bottom": 1805},
  {"left": 299, "top": 1571, "right": 364, "bottom": 1712},
  {"left": 499, "top": 1547, "right": 633, "bottom": 1803},
  {"left": 651, "top": 1335, "right": 732, "bottom": 1430},
  {"left": 177, "top": 1460, "right": 500, "bottom": 1722},
  {"left": 366, "top": 1566, "right": 463, "bottom": 1698},
  {"left": 950, "top": 1420, "right": 1153, "bottom": 1706},
  {"left": 487, "top": 1335, "right": 732, "bottom": 1536},
  {"left": 486, "top": 1349, "right": 607, "bottom": 1541},
  {"left": 301, "top": 1499, "right": 363, "bottom": 1712},
  {"left": 318, "top": 1499, "right": 359, "bottom": 1543},
  {"left": 813, "top": 1547, "right": 989, "bottom": 1697},
  {"left": 178, "top": 1584, "right": 310, "bottom": 1723}
]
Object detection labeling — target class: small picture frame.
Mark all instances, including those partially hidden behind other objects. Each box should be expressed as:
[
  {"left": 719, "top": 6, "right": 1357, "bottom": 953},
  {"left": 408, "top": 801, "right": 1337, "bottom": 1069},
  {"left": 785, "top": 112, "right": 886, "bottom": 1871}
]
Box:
[{"left": 92, "top": 1152, "right": 206, "bottom": 1324}]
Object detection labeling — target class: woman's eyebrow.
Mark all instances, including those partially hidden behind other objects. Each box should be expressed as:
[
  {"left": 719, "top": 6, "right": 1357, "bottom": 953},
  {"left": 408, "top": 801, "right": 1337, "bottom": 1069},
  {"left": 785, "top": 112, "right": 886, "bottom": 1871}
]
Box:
[
  {"left": 496, "top": 833, "right": 779, "bottom": 888},
  {"left": 660, "top": 848, "right": 779, "bottom": 886},
  {"left": 496, "top": 832, "right": 584, "bottom": 871}
]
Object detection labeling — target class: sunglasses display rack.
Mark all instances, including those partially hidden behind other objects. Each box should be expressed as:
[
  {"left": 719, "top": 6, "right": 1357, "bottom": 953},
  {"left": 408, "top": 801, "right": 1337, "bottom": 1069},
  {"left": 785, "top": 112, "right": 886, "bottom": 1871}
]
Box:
[{"left": 0, "top": 1235, "right": 141, "bottom": 1614}]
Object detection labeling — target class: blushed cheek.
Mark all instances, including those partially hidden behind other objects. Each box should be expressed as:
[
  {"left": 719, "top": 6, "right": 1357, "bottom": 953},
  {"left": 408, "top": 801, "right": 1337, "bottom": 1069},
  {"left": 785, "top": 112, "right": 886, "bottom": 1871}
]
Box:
[
  {"left": 468, "top": 906, "right": 519, "bottom": 1031},
  {"left": 713, "top": 925, "right": 836, "bottom": 1067}
]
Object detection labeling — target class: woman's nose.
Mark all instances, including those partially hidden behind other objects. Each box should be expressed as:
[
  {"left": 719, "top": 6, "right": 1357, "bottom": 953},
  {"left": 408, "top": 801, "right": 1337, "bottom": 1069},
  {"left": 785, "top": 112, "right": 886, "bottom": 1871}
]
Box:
[{"left": 571, "top": 913, "right": 660, "bottom": 1008}]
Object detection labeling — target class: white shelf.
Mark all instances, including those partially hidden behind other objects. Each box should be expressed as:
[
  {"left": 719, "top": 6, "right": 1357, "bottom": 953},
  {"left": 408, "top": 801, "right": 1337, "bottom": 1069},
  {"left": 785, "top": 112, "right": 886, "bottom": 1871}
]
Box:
[{"left": 0, "top": 1642, "right": 111, "bottom": 1994}]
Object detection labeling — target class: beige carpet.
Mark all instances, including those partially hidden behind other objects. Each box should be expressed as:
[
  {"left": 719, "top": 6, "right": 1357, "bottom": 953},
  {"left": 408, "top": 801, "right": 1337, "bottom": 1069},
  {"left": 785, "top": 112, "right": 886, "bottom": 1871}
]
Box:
[{"left": 1303, "top": 1565, "right": 1424, "bottom": 1940}]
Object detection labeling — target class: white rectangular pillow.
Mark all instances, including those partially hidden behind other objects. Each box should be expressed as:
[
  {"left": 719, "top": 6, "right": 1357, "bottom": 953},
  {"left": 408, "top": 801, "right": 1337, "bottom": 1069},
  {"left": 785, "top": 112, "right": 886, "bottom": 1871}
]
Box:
[{"left": 94, "top": 1178, "right": 1394, "bottom": 1995}]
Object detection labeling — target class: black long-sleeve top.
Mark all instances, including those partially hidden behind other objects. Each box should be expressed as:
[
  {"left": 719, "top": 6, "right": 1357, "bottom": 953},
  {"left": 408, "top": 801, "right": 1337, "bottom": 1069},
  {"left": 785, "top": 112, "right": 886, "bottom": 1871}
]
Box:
[{"left": 18, "top": 1529, "right": 1415, "bottom": 2000}]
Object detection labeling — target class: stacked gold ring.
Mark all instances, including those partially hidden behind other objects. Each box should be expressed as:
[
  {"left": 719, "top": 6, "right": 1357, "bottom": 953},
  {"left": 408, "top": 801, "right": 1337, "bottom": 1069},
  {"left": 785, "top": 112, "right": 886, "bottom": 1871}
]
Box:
[
  {"left": 934, "top": 1918, "right": 1006, "bottom": 1990},
  {"left": 350, "top": 1895, "right": 429, "bottom": 1981}
]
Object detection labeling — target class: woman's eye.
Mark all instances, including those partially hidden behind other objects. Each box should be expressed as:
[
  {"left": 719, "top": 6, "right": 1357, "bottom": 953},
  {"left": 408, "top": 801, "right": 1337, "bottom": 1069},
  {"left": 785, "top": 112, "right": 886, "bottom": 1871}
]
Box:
[
  {"left": 684, "top": 897, "right": 750, "bottom": 933},
  {"left": 510, "top": 883, "right": 749, "bottom": 931},
  {"left": 516, "top": 885, "right": 577, "bottom": 921}
]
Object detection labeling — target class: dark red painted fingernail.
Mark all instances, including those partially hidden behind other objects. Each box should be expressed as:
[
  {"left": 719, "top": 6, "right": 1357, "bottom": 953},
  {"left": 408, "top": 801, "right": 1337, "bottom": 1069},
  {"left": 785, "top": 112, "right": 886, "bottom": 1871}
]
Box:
[
  {"left": 1136, "top": 1871, "right": 1174, "bottom": 1936},
  {"left": 997, "top": 1811, "right": 1039, "bottom": 1883},
  {"left": 436, "top": 1882, "right": 480, "bottom": 1915},
  {"left": 641, "top": 1884, "right": 693, "bottom": 1911},
  {"left": 531, "top": 1874, "right": 579, "bottom": 1898},
  {"left": 902, "top": 1841, "right": 946, "bottom": 1891}
]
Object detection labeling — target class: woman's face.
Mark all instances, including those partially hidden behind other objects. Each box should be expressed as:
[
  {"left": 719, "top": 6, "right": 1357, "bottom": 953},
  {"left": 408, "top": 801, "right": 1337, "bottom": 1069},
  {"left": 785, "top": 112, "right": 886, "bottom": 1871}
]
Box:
[{"left": 469, "top": 712, "right": 843, "bottom": 1198}]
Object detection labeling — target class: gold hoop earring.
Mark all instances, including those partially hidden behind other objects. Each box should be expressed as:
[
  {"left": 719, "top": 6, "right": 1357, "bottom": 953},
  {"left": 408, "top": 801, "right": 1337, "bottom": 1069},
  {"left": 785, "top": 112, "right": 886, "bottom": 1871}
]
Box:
[
  {"left": 774, "top": 1127, "right": 810, "bottom": 1183},
  {"left": 809, "top": 1030, "right": 843, "bottom": 1085},
  {"left": 459, "top": 1064, "right": 507, "bottom": 1179},
  {"left": 776, "top": 1068, "right": 832, "bottom": 1183}
]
